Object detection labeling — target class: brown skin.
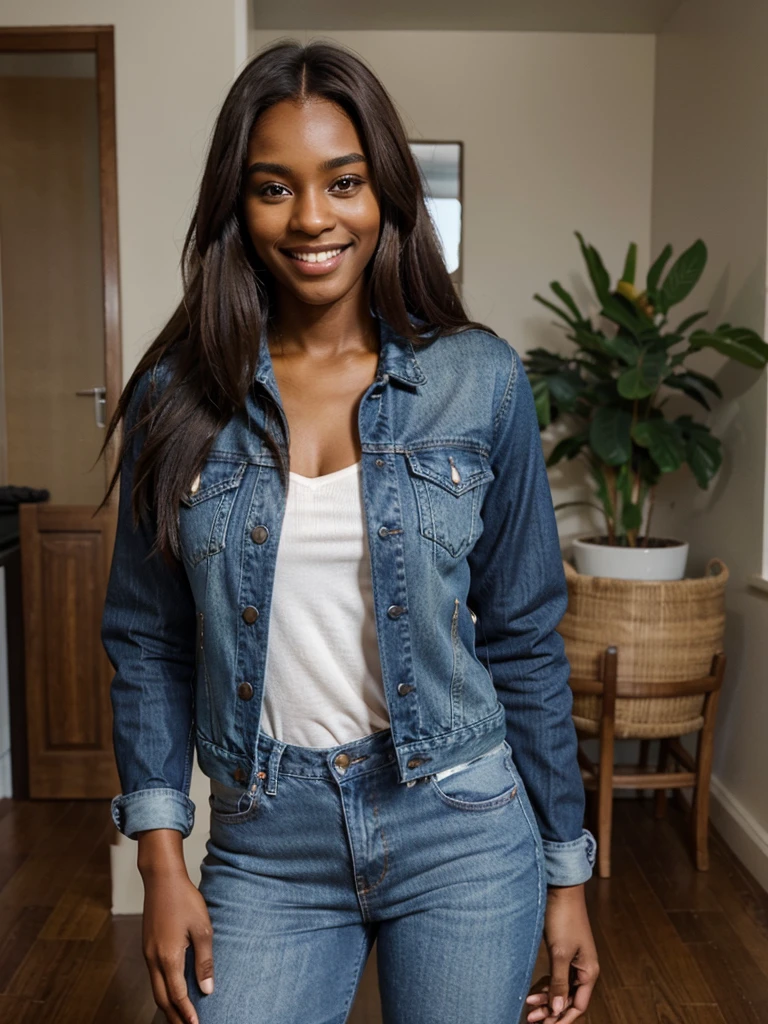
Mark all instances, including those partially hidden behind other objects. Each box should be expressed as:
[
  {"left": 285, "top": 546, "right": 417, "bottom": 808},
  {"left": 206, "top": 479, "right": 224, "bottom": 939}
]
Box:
[{"left": 139, "top": 96, "right": 599, "bottom": 1024}]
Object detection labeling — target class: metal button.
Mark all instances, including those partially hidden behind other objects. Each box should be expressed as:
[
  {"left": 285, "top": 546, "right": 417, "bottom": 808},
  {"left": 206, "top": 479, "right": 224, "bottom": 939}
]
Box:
[
  {"left": 334, "top": 753, "right": 350, "bottom": 771},
  {"left": 378, "top": 526, "right": 390, "bottom": 538},
  {"left": 242, "top": 606, "right": 259, "bottom": 624},
  {"left": 375, "top": 459, "right": 385, "bottom": 467},
  {"left": 387, "top": 604, "right": 406, "bottom": 618},
  {"left": 250, "top": 525, "right": 269, "bottom": 544},
  {"left": 237, "top": 681, "right": 254, "bottom": 701},
  {"left": 233, "top": 767, "right": 247, "bottom": 783},
  {"left": 397, "top": 683, "right": 414, "bottom": 696}
]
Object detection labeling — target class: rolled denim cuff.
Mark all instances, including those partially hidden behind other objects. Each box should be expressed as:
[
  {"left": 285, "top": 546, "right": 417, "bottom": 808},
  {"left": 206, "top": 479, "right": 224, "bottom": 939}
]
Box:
[
  {"left": 541, "top": 827, "right": 597, "bottom": 886},
  {"left": 111, "top": 787, "right": 196, "bottom": 840}
]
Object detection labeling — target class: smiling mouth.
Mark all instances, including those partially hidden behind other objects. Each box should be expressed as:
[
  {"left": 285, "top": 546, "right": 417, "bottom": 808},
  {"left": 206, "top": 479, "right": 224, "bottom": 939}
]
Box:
[{"left": 280, "top": 242, "right": 353, "bottom": 264}]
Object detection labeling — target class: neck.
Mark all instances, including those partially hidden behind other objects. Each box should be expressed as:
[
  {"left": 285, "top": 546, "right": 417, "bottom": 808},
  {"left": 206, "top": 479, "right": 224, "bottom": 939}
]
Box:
[{"left": 268, "top": 282, "right": 378, "bottom": 358}]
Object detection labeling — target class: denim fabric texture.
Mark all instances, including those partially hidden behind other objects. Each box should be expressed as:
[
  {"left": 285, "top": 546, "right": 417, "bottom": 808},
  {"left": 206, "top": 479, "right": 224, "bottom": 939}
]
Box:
[
  {"left": 183, "top": 727, "right": 547, "bottom": 1023},
  {"left": 102, "top": 308, "right": 596, "bottom": 887}
]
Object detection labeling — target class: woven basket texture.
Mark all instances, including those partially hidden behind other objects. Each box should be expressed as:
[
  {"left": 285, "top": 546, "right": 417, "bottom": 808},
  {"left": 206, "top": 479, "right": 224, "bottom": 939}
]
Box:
[{"left": 558, "top": 556, "right": 728, "bottom": 739}]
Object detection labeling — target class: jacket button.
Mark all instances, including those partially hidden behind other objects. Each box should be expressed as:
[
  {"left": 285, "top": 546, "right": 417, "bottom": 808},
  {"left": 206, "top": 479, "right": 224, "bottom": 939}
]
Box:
[
  {"left": 397, "top": 683, "right": 414, "bottom": 696},
  {"left": 250, "top": 525, "right": 269, "bottom": 544},
  {"left": 233, "top": 767, "right": 247, "bottom": 783},
  {"left": 334, "top": 753, "right": 350, "bottom": 770},
  {"left": 387, "top": 605, "right": 406, "bottom": 618},
  {"left": 237, "top": 681, "right": 254, "bottom": 701},
  {"left": 242, "top": 606, "right": 259, "bottom": 624},
  {"left": 378, "top": 526, "right": 390, "bottom": 538},
  {"left": 407, "top": 757, "right": 427, "bottom": 769}
]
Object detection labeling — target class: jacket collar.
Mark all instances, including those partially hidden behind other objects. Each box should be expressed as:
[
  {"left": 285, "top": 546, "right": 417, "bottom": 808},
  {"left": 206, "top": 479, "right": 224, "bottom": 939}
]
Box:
[{"left": 252, "top": 306, "right": 428, "bottom": 396}]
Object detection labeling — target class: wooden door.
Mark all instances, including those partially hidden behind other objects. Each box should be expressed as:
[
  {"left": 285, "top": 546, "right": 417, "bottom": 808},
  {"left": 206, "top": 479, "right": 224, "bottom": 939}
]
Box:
[
  {"left": 20, "top": 503, "right": 118, "bottom": 798},
  {"left": 0, "top": 29, "right": 122, "bottom": 798}
]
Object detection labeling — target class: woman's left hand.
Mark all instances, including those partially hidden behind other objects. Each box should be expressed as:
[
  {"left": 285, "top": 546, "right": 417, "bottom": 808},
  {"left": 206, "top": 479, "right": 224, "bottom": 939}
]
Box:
[{"left": 524, "top": 883, "right": 600, "bottom": 1022}]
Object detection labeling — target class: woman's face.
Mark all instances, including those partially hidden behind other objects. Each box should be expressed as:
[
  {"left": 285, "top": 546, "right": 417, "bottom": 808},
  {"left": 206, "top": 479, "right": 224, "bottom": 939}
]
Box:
[{"left": 242, "top": 96, "right": 381, "bottom": 309}]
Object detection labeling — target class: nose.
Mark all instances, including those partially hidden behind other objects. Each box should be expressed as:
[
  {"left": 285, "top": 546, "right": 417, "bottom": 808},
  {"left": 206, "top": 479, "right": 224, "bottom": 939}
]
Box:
[{"left": 288, "top": 186, "right": 335, "bottom": 236}]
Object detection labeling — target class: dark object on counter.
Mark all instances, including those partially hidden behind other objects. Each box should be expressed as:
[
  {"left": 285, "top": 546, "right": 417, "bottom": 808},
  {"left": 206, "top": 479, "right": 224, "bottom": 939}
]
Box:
[{"left": 0, "top": 485, "right": 50, "bottom": 510}]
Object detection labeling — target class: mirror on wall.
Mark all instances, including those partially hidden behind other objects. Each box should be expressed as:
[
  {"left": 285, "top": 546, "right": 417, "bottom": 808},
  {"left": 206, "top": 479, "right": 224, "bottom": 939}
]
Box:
[{"left": 408, "top": 141, "right": 463, "bottom": 295}]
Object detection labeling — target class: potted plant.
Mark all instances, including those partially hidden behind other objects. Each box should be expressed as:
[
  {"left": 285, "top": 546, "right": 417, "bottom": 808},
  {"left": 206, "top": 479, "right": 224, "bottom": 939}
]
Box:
[{"left": 527, "top": 232, "right": 768, "bottom": 579}]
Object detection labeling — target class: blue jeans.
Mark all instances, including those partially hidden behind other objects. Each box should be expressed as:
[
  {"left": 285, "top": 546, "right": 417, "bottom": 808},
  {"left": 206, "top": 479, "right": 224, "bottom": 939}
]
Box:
[{"left": 185, "top": 725, "right": 547, "bottom": 1023}]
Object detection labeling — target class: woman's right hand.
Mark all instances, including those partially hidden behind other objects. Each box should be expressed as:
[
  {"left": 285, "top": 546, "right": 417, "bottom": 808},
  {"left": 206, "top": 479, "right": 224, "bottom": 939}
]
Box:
[{"left": 138, "top": 829, "right": 214, "bottom": 1024}]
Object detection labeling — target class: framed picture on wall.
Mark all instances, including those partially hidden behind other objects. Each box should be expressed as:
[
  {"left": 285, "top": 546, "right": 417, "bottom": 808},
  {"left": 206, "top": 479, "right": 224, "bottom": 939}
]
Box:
[{"left": 408, "top": 140, "right": 463, "bottom": 299}]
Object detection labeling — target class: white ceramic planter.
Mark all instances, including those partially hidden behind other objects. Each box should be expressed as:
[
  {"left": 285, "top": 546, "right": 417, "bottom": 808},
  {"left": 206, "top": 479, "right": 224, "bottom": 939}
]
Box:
[{"left": 571, "top": 535, "right": 690, "bottom": 580}]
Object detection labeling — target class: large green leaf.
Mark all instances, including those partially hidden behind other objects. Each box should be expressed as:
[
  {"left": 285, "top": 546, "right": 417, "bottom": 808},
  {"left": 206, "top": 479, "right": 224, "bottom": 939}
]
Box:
[
  {"left": 575, "top": 231, "right": 611, "bottom": 303},
  {"left": 659, "top": 239, "right": 707, "bottom": 312},
  {"left": 674, "top": 310, "right": 708, "bottom": 335},
  {"left": 631, "top": 418, "right": 686, "bottom": 473},
  {"left": 676, "top": 415, "right": 722, "bottom": 488},
  {"left": 533, "top": 293, "right": 577, "bottom": 326},
  {"left": 599, "top": 296, "right": 642, "bottom": 337},
  {"left": 530, "top": 375, "right": 552, "bottom": 427},
  {"left": 617, "top": 348, "right": 669, "bottom": 399},
  {"left": 684, "top": 368, "right": 723, "bottom": 399},
  {"left": 662, "top": 373, "right": 712, "bottom": 411},
  {"left": 589, "top": 406, "right": 633, "bottom": 465},
  {"left": 546, "top": 369, "right": 585, "bottom": 411},
  {"left": 549, "top": 281, "right": 584, "bottom": 322},
  {"left": 689, "top": 327, "right": 768, "bottom": 368},
  {"left": 621, "top": 242, "right": 637, "bottom": 286},
  {"left": 546, "top": 431, "right": 590, "bottom": 467},
  {"left": 600, "top": 333, "right": 640, "bottom": 365},
  {"left": 646, "top": 244, "right": 673, "bottom": 295}
]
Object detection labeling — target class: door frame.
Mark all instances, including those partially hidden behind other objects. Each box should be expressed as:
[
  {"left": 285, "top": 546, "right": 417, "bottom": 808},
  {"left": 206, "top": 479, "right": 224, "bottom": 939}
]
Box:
[{"left": 0, "top": 24, "right": 123, "bottom": 489}]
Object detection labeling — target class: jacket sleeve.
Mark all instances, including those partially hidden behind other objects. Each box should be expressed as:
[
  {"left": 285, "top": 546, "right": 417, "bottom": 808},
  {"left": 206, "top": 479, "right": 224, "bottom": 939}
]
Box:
[
  {"left": 467, "top": 340, "right": 596, "bottom": 886},
  {"left": 101, "top": 366, "right": 198, "bottom": 840}
]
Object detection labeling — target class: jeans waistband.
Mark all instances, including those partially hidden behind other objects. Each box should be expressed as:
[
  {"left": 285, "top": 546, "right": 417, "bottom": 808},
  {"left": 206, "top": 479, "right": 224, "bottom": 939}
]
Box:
[{"left": 255, "top": 727, "right": 398, "bottom": 795}]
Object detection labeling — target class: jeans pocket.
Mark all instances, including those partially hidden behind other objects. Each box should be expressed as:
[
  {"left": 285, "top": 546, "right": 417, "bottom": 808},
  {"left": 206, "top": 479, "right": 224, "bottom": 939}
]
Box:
[
  {"left": 428, "top": 740, "right": 519, "bottom": 811},
  {"left": 208, "top": 776, "right": 262, "bottom": 824}
]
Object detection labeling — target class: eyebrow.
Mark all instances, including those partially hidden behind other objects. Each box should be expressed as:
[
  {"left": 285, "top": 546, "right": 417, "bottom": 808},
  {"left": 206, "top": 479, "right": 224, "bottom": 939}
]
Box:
[{"left": 246, "top": 152, "right": 367, "bottom": 177}]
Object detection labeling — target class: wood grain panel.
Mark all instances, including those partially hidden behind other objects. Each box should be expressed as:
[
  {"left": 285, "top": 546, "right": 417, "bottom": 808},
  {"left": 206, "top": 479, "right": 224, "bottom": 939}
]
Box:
[{"left": 21, "top": 503, "right": 118, "bottom": 798}]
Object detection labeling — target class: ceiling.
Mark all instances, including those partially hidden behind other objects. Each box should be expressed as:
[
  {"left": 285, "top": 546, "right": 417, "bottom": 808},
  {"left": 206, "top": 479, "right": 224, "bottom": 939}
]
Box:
[{"left": 250, "top": 0, "right": 686, "bottom": 33}]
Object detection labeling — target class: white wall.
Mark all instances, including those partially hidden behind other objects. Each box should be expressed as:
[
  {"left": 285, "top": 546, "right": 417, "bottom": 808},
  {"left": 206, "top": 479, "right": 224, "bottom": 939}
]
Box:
[{"left": 651, "top": 0, "right": 768, "bottom": 889}]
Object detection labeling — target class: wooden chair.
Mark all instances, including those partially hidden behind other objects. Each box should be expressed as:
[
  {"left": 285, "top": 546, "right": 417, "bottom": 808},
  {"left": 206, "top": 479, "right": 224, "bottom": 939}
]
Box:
[{"left": 570, "top": 645, "right": 727, "bottom": 878}]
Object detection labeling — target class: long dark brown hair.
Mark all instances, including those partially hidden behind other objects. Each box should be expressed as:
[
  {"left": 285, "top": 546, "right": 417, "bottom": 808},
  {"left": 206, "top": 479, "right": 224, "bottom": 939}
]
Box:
[{"left": 98, "top": 37, "right": 496, "bottom": 562}]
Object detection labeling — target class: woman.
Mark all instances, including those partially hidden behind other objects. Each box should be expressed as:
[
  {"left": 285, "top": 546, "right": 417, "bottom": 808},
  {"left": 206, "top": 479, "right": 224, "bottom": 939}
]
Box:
[{"left": 100, "top": 38, "right": 599, "bottom": 1024}]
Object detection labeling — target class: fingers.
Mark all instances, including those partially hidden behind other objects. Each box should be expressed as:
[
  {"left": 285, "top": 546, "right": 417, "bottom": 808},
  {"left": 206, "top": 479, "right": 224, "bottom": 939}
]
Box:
[
  {"left": 147, "top": 949, "right": 199, "bottom": 1024},
  {"left": 148, "top": 962, "right": 190, "bottom": 1024},
  {"left": 192, "top": 921, "right": 215, "bottom": 995}
]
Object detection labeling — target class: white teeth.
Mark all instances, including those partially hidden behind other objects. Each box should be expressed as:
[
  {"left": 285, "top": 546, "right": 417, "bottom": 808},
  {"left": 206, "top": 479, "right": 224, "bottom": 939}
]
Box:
[{"left": 290, "top": 248, "right": 344, "bottom": 263}]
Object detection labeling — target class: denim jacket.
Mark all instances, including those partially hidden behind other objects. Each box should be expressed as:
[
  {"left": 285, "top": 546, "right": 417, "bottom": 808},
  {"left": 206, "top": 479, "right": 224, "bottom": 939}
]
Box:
[{"left": 102, "top": 309, "right": 596, "bottom": 887}]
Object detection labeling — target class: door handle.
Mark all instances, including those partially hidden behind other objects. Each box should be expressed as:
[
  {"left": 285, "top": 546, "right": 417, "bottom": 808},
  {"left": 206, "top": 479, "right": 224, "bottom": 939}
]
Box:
[{"left": 75, "top": 386, "right": 106, "bottom": 428}]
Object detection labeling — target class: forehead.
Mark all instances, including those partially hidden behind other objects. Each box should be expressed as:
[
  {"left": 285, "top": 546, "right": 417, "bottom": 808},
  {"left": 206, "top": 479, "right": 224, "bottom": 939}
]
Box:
[{"left": 247, "top": 97, "right": 363, "bottom": 161}]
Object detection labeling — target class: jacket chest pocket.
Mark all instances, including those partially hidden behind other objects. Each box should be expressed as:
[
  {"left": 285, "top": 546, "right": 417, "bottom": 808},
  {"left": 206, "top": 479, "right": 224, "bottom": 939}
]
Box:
[
  {"left": 178, "top": 457, "right": 248, "bottom": 567},
  {"left": 405, "top": 447, "right": 494, "bottom": 558}
]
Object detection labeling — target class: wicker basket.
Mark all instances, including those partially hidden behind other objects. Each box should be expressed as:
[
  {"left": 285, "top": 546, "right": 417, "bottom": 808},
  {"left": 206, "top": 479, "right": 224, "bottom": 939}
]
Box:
[{"left": 558, "top": 556, "right": 729, "bottom": 739}]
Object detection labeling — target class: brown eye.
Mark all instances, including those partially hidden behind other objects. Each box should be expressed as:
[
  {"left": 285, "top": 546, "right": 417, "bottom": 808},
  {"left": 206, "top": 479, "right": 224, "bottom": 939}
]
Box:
[
  {"left": 332, "top": 176, "right": 363, "bottom": 193},
  {"left": 258, "top": 183, "right": 289, "bottom": 198}
]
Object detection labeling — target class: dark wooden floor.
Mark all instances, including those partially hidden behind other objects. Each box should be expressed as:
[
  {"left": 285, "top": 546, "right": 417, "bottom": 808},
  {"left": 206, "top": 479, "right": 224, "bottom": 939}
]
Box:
[{"left": 0, "top": 795, "right": 766, "bottom": 1023}]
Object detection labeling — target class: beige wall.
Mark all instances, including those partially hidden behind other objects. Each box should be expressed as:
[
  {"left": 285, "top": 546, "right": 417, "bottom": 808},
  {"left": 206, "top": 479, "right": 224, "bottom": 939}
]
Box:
[
  {"left": 651, "top": 0, "right": 768, "bottom": 888},
  {"left": 0, "top": 0, "right": 247, "bottom": 382}
]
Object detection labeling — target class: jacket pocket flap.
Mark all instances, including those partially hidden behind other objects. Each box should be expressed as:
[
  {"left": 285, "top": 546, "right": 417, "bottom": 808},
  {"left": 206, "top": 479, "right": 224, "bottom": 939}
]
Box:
[
  {"left": 405, "top": 447, "right": 494, "bottom": 496},
  {"left": 179, "top": 459, "right": 247, "bottom": 507}
]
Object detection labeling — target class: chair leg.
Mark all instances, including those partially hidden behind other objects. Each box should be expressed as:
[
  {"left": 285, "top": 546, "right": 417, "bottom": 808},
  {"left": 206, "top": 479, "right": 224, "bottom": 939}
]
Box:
[
  {"left": 692, "top": 689, "right": 721, "bottom": 871},
  {"left": 637, "top": 739, "right": 650, "bottom": 798},
  {"left": 597, "top": 724, "right": 615, "bottom": 879},
  {"left": 655, "top": 738, "right": 670, "bottom": 819}
]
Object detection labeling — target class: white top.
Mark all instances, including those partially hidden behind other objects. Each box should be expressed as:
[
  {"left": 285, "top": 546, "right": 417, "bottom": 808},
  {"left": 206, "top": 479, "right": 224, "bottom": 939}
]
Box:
[{"left": 260, "top": 459, "right": 391, "bottom": 748}]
